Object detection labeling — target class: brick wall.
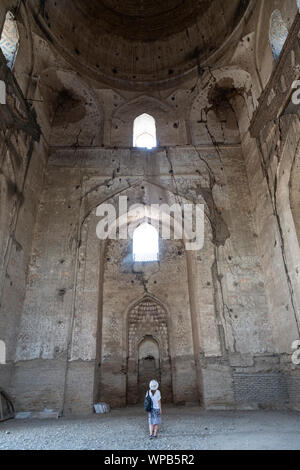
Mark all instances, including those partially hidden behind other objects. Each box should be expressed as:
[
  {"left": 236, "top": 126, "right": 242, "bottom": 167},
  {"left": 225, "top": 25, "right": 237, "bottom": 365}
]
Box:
[
  {"left": 233, "top": 374, "right": 289, "bottom": 405},
  {"left": 286, "top": 373, "right": 300, "bottom": 404}
]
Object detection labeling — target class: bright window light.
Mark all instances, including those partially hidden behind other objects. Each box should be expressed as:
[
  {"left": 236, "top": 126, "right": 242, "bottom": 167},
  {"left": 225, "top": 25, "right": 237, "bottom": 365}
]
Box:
[
  {"left": 0, "top": 11, "right": 19, "bottom": 70},
  {"left": 133, "top": 114, "right": 157, "bottom": 149},
  {"left": 269, "top": 10, "right": 288, "bottom": 61},
  {"left": 135, "top": 132, "right": 156, "bottom": 149},
  {"left": 133, "top": 223, "right": 159, "bottom": 262}
]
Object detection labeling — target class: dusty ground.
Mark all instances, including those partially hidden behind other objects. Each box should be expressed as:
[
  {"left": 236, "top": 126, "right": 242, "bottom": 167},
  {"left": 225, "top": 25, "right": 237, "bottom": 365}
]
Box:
[{"left": 0, "top": 406, "right": 300, "bottom": 450}]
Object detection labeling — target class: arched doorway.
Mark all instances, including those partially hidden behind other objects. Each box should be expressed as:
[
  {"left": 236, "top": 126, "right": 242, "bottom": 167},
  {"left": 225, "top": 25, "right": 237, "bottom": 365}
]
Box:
[
  {"left": 138, "top": 336, "right": 160, "bottom": 401},
  {"left": 127, "top": 297, "right": 173, "bottom": 404}
]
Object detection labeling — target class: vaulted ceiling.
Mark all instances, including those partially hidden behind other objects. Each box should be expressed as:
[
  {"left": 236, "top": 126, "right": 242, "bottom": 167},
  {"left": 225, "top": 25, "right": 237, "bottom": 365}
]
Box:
[{"left": 29, "top": 0, "right": 251, "bottom": 89}]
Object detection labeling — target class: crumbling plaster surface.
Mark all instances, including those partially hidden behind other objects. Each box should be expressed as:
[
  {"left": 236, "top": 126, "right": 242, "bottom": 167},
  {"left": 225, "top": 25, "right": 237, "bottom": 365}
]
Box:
[
  {"left": 0, "top": 2, "right": 49, "bottom": 396},
  {"left": 0, "top": 1, "right": 299, "bottom": 415},
  {"left": 11, "top": 142, "right": 274, "bottom": 413},
  {"left": 241, "top": 116, "right": 300, "bottom": 407},
  {"left": 27, "top": 0, "right": 254, "bottom": 90},
  {"left": 242, "top": 10, "right": 300, "bottom": 355},
  {"left": 244, "top": 115, "right": 300, "bottom": 356}
]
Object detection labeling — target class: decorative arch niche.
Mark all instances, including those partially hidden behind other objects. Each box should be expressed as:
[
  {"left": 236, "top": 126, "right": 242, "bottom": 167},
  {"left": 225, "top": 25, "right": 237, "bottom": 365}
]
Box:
[
  {"left": 62, "top": 180, "right": 209, "bottom": 412},
  {"left": 189, "top": 68, "right": 253, "bottom": 145},
  {"left": 39, "top": 69, "right": 104, "bottom": 147},
  {"left": 127, "top": 296, "right": 172, "bottom": 404},
  {"left": 111, "top": 95, "right": 182, "bottom": 147}
]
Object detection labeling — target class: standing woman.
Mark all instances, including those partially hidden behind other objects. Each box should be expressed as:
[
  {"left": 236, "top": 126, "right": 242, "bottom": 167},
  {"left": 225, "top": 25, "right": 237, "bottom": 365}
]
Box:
[{"left": 147, "top": 380, "right": 162, "bottom": 439}]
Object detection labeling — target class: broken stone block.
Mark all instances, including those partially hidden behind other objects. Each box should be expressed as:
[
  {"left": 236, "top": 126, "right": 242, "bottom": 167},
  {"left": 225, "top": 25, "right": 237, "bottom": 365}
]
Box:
[{"left": 94, "top": 403, "right": 111, "bottom": 414}]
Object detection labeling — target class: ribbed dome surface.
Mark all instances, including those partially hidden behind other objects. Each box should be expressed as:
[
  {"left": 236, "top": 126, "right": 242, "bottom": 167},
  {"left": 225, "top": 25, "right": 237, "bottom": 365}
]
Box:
[
  {"left": 29, "top": 0, "right": 250, "bottom": 89},
  {"left": 73, "top": 0, "right": 211, "bottom": 41}
]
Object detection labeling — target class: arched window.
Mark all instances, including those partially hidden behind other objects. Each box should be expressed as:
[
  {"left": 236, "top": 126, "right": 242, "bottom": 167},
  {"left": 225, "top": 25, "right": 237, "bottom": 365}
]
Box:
[
  {"left": 269, "top": 10, "right": 288, "bottom": 61},
  {"left": 133, "top": 223, "right": 159, "bottom": 262},
  {"left": 0, "top": 11, "right": 19, "bottom": 69},
  {"left": 133, "top": 114, "right": 157, "bottom": 149}
]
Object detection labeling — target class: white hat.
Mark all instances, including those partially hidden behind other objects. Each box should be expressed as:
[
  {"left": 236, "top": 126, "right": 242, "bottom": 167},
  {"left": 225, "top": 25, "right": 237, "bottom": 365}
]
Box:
[{"left": 149, "top": 380, "right": 159, "bottom": 391}]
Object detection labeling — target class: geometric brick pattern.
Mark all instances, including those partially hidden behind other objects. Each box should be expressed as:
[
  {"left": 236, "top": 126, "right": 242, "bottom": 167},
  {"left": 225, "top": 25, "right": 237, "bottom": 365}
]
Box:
[
  {"left": 233, "top": 374, "right": 289, "bottom": 405},
  {"left": 128, "top": 298, "right": 169, "bottom": 360}
]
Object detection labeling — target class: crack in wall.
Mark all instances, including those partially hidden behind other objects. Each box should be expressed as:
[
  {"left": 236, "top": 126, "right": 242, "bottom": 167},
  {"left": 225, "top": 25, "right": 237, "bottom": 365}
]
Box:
[
  {"left": 256, "top": 128, "right": 300, "bottom": 334},
  {"left": 0, "top": 135, "right": 35, "bottom": 302},
  {"left": 211, "top": 256, "right": 230, "bottom": 355}
]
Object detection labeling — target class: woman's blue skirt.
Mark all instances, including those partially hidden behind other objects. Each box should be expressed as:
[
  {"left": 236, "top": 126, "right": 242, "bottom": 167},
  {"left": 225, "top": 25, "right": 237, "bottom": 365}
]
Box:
[{"left": 148, "top": 409, "right": 162, "bottom": 425}]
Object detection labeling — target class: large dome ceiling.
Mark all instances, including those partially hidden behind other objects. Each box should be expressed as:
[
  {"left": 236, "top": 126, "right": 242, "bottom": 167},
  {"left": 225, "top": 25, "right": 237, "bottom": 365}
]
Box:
[
  {"left": 73, "top": 0, "right": 214, "bottom": 41},
  {"left": 29, "top": 0, "right": 251, "bottom": 90}
]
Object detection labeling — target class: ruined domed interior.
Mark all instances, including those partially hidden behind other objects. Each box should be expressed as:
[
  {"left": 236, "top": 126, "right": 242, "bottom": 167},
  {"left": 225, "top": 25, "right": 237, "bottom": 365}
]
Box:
[{"left": 0, "top": 0, "right": 300, "bottom": 418}]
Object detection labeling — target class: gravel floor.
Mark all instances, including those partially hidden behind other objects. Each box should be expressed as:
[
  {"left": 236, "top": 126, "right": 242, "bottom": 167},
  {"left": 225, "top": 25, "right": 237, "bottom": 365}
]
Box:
[{"left": 0, "top": 406, "right": 300, "bottom": 450}]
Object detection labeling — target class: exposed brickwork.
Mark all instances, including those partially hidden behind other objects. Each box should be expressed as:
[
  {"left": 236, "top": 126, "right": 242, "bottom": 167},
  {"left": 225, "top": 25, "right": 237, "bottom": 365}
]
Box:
[
  {"left": 233, "top": 374, "right": 289, "bottom": 405},
  {"left": 128, "top": 300, "right": 169, "bottom": 359},
  {"left": 286, "top": 374, "right": 300, "bottom": 404}
]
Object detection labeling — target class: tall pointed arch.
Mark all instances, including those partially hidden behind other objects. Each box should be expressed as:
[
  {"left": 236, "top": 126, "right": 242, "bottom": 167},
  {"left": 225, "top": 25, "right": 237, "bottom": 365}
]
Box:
[{"left": 133, "top": 113, "right": 157, "bottom": 149}]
